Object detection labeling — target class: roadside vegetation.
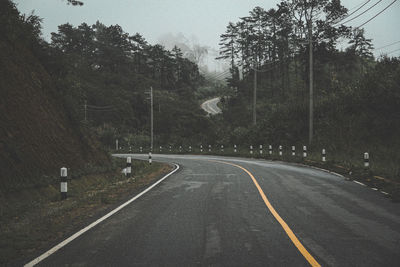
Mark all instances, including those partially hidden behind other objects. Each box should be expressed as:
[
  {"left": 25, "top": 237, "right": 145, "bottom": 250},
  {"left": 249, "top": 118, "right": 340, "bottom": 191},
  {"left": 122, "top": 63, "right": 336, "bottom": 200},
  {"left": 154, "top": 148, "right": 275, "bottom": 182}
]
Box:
[
  {"left": 208, "top": 2, "right": 400, "bottom": 189},
  {"left": 1, "top": 0, "right": 399, "bottom": 199},
  {"left": 0, "top": 158, "right": 172, "bottom": 265}
]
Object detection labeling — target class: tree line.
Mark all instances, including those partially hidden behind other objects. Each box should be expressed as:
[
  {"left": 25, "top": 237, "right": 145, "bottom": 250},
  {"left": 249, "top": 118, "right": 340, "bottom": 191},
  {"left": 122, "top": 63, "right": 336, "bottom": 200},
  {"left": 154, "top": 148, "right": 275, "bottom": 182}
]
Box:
[
  {"left": 216, "top": 0, "right": 400, "bottom": 175},
  {"left": 2, "top": 0, "right": 216, "bottom": 149}
]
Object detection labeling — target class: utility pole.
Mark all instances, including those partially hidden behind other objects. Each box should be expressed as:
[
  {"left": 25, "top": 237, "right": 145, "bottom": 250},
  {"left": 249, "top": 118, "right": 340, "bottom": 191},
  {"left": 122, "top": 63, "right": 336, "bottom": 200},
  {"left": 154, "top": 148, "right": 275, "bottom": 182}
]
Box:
[
  {"left": 253, "top": 68, "right": 257, "bottom": 126},
  {"left": 84, "top": 100, "right": 87, "bottom": 122},
  {"left": 145, "top": 87, "right": 154, "bottom": 152},
  {"left": 308, "top": 21, "right": 314, "bottom": 145},
  {"left": 150, "top": 86, "right": 154, "bottom": 152}
]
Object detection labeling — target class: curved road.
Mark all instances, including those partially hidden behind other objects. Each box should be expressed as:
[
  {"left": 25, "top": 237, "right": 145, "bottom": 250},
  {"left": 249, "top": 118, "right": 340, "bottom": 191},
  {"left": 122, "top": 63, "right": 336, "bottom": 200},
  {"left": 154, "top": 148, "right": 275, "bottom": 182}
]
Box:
[
  {"left": 30, "top": 155, "right": 400, "bottom": 266},
  {"left": 201, "top": 97, "right": 221, "bottom": 115}
]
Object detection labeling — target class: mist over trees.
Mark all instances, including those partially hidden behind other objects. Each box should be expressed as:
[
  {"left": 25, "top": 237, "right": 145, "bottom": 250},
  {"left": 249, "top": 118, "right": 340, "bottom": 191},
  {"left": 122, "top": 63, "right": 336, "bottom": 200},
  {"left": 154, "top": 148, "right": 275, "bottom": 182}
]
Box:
[
  {"left": 157, "top": 32, "right": 214, "bottom": 73},
  {"left": 47, "top": 21, "right": 216, "bottom": 146}
]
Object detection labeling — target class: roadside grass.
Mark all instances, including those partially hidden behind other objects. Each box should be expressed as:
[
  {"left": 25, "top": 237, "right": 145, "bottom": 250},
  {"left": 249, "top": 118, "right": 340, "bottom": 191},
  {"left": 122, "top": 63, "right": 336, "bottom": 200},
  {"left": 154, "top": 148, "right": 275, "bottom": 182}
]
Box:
[{"left": 0, "top": 158, "right": 172, "bottom": 265}]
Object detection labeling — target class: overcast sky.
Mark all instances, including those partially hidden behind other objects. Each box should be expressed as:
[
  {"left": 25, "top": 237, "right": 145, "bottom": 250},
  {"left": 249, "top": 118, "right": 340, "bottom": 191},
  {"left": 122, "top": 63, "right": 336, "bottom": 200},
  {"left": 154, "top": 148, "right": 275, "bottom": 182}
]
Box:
[{"left": 14, "top": 0, "right": 400, "bottom": 71}]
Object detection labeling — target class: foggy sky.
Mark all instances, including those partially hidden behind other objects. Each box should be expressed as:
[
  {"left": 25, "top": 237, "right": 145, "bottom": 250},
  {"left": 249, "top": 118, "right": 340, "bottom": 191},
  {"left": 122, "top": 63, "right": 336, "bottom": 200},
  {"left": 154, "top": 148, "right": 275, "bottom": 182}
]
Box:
[{"left": 14, "top": 0, "right": 400, "bottom": 71}]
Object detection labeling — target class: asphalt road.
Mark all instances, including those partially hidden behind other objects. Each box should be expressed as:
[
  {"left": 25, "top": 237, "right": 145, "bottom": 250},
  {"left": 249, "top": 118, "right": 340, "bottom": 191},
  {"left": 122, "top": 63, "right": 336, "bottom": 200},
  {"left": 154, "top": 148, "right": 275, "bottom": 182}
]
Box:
[
  {"left": 30, "top": 155, "right": 400, "bottom": 266},
  {"left": 201, "top": 97, "right": 221, "bottom": 115}
]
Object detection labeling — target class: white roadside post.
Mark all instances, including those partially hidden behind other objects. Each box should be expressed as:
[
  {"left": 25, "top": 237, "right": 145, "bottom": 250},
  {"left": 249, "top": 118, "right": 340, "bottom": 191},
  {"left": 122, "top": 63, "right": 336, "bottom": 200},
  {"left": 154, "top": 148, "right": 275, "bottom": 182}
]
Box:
[
  {"left": 189, "top": 146, "right": 192, "bottom": 153},
  {"left": 140, "top": 146, "right": 143, "bottom": 153},
  {"left": 364, "top": 152, "right": 369, "bottom": 168},
  {"left": 169, "top": 145, "right": 172, "bottom": 152},
  {"left": 200, "top": 145, "right": 203, "bottom": 153},
  {"left": 292, "top": 146, "right": 296, "bottom": 156},
  {"left": 303, "top": 145, "right": 307, "bottom": 158},
  {"left": 60, "top": 167, "right": 68, "bottom": 200},
  {"left": 160, "top": 146, "right": 162, "bottom": 153},
  {"left": 221, "top": 145, "right": 224, "bottom": 153},
  {"left": 234, "top": 144, "right": 237, "bottom": 153},
  {"left": 116, "top": 139, "right": 119, "bottom": 151},
  {"left": 126, "top": 157, "right": 132, "bottom": 177},
  {"left": 129, "top": 146, "right": 132, "bottom": 153},
  {"left": 279, "top": 145, "right": 283, "bottom": 156},
  {"left": 322, "top": 149, "right": 326, "bottom": 162},
  {"left": 179, "top": 146, "right": 182, "bottom": 153},
  {"left": 259, "top": 145, "right": 263, "bottom": 155},
  {"left": 209, "top": 145, "right": 211, "bottom": 152},
  {"left": 149, "top": 152, "right": 152, "bottom": 165},
  {"left": 269, "top": 145, "right": 272, "bottom": 155},
  {"left": 250, "top": 145, "right": 253, "bottom": 155}
]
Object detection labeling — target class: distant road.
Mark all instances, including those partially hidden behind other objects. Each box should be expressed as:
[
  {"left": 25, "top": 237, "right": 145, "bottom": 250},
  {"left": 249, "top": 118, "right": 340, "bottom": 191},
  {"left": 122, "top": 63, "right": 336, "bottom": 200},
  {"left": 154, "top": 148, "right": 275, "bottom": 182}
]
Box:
[
  {"left": 201, "top": 97, "right": 221, "bottom": 115},
  {"left": 31, "top": 154, "right": 400, "bottom": 266}
]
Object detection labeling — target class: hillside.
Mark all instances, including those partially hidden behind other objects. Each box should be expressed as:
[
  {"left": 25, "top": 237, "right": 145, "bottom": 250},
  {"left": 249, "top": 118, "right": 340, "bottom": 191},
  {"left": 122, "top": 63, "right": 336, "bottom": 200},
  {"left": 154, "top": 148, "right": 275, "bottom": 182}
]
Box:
[
  {"left": 0, "top": 38, "right": 110, "bottom": 192},
  {"left": 0, "top": 0, "right": 214, "bottom": 192}
]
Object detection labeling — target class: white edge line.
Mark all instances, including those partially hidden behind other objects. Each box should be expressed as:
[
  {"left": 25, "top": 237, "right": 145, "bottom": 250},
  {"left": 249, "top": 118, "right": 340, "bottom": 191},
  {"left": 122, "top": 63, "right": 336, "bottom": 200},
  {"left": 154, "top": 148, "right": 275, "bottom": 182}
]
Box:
[
  {"left": 353, "top": 181, "right": 366, "bottom": 186},
  {"left": 305, "top": 165, "right": 345, "bottom": 178},
  {"left": 281, "top": 161, "right": 345, "bottom": 178},
  {"left": 381, "top": 191, "right": 389, "bottom": 195},
  {"left": 24, "top": 163, "right": 180, "bottom": 267}
]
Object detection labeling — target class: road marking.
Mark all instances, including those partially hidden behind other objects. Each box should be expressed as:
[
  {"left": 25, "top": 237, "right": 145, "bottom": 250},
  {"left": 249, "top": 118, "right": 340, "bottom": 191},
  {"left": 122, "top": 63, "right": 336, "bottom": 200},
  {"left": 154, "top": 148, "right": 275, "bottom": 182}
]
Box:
[
  {"left": 353, "top": 181, "right": 366, "bottom": 186},
  {"left": 213, "top": 160, "right": 321, "bottom": 267},
  {"left": 24, "top": 164, "right": 180, "bottom": 267}
]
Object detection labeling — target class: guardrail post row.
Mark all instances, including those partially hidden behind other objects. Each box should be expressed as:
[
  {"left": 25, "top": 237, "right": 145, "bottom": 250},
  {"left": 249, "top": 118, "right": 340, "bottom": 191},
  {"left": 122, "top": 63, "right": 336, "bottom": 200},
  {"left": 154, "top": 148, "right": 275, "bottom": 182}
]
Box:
[
  {"left": 292, "top": 146, "right": 296, "bottom": 156},
  {"left": 149, "top": 152, "right": 152, "bottom": 165},
  {"left": 279, "top": 145, "right": 283, "bottom": 156},
  {"left": 303, "top": 145, "right": 307, "bottom": 158},
  {"left": 126, "top": 157, "right": 132, "bottom": 177},
  {"left": 269, "top": 145, "right": 272, "bottom": 155},
  {"left": 364, "top": 152, "right": 369, "bottom": 168},
  {"left": 250, "top": 145, "right": 253, "bottom": 154},
  {"left": 259, "top": 145, "right": 263, "bottom": 154},
  {"left": 60, "top": 167, "right": 68, "bottom": 200},
  {"left": 322, "top": 149, "right": 326, "bottom": 162}
]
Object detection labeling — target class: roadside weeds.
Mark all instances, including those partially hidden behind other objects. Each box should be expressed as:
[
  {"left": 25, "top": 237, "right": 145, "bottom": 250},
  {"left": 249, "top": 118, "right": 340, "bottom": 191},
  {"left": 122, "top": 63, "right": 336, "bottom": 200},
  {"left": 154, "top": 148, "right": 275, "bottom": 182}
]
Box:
[{"left": 0, "top": 159, "right": 173, "bottom": 266}]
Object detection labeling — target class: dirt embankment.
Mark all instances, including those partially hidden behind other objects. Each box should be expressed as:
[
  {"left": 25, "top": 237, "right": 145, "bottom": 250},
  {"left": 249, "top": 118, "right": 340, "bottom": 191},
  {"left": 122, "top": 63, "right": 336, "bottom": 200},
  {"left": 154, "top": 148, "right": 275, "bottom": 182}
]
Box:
[{"left": 0, "top": 39, "right": 110, "bottom": 192}]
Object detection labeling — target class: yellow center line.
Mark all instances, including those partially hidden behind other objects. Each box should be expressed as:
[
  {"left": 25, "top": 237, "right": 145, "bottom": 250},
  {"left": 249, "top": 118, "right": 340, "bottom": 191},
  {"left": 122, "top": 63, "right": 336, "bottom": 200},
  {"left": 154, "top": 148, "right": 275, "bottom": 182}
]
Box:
[{"left": 212, "top": 160, "right": 321, "bottom": 267}]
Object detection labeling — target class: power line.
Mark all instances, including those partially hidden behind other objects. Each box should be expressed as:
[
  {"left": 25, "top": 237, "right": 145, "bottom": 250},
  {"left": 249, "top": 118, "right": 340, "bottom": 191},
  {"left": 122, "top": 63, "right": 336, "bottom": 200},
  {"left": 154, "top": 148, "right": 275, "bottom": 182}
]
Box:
[
  {"left": 202, "top": 70, "right": 232, "bottom": 81},
  {"left": 86, "top": 104, "right": 114, "bottom": 109},
  {"left": 374, "top": 40, "right": 400, "bottom": 50},
  {"left": 203, "top": 73, "right": 230, "bottom": 82},
  {"left": 333, "top": 0, "right": 372, "bottom": 24},
  {"left": 205, "top": 70, "right": 231, "bottom": 79},
  {"left": 356, "top": 0, "right": 398, "bottom": 28},
  {"left": 250, "top": 61, "right": 281, "bottom": 73},
  {"left": 251, "top": 63, "right": 282, "bottom": 73},
  {"left": 200, "top": 69, "right": 231, "bottom": 80},
  {"left": 349, "top": 0, "right": 373, "bottom": 11},
  {"left": 85, "top": 108, "right": 116, "bottom": 112},
  {"left": 338, "top": 0, "right": 384, "bottom": 25},
  {"left": 386, "top": 47, "right": 400, "bottom": 55}
]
